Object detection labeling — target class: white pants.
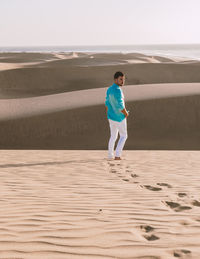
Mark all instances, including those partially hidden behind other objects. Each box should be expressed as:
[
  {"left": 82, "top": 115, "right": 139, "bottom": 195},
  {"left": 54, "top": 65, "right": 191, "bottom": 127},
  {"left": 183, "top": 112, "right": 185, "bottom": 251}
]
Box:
[{"left": 108, "top": 118, "right": 128, "bottom": 158}]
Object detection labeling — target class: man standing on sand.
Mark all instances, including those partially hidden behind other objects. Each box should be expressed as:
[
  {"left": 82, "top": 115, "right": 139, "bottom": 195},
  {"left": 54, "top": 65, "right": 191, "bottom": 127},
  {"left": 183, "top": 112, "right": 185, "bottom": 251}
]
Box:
[{"left": 105, "top": 71, "right": 129, "bottom": 160}]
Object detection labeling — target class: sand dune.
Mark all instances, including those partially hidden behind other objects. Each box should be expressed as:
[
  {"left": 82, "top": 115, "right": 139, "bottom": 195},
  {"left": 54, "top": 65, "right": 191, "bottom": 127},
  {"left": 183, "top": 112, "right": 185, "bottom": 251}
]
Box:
[
  {"left": 0, "top": 52, "right": 200, "bottom": 99},
  {"left": 0, "top": 91, "right": 200, "bottom": 149},
  {"left": 0, "top": 52, "right": 81, "bottom": 72},
  {"left": 0, "top": 150, "right": 200, "bottom": 258},
  {"left": 0, "top": 51, "right": 81, "bottom": 64},
  {"left": 0, "top": 52, "right": 200, "bottom": 149},
  {"left": 0, "top": 83, "right": 200, "bottom": 121}
]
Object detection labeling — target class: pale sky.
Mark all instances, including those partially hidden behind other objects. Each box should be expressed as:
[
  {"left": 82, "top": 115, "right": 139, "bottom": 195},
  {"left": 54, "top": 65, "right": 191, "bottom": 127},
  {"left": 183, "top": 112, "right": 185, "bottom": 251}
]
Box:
[{"left": 1, "top": 0, "right": 200, "bottom": 46}]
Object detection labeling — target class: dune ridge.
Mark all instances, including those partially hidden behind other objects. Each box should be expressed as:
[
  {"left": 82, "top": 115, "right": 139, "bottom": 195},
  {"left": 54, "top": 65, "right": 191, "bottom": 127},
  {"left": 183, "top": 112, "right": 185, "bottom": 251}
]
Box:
[{"left": 0, "top": 82, "right": 200, "bottom": 121}]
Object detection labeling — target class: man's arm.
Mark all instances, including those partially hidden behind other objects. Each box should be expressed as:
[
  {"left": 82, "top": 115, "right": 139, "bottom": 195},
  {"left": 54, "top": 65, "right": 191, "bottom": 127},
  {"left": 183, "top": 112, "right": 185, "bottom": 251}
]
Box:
[{"left": 115, "top": 89, "right": 129, "bottom": 117}]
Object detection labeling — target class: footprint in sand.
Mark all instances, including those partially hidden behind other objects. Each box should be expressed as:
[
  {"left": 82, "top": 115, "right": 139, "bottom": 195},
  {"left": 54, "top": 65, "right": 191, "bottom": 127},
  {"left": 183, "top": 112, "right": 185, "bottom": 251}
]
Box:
[
  {"left": 191, "top": 200, "right": 200, "bottom": 207},
  {"left": 141, "top": 185, "right": 162, "bottom": 191},
  {"left": 110, "top": 169, "right": 117, "bottom": 173},
  {"left": 124, "top": 169, "right": 139, "bottom": 183},
  {"left": 122, "top": 178, "right": 130, "bottom": 182},
  {"left": 108, "top": 163, "right": 115, "bottom": 166},
  {"left": 177, "top": 192, "right": 187, "bottom": 197},
  {"left": 163, "top": 201, "right": 192, "bottom": 212},
  {"left": 157, "top": 182, "right": 172, "bottom": 188},
  {"left": 174, "top": 204, "right": 192, "bottom": 212},
  {"left": 143, "top": 234, "right": 160, "bottom": 241},
  {"left": 173, "top": 249, "right": 191, "bottom": 257},
  {"left": 131, "top": 173, "right": 139, "bottom": 178},
  {"left": 139, "top": 224, "right": 159, "bottom": 241},
  {"left": 140, "top": 225, "right": 154, "bottom": 232}
]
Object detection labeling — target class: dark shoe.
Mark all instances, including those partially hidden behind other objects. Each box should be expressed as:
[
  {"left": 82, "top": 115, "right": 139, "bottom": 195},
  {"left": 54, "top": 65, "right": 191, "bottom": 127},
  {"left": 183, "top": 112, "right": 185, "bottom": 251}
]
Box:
[{"left": 114, "top": 156, "right": 121, "bottom": 160}]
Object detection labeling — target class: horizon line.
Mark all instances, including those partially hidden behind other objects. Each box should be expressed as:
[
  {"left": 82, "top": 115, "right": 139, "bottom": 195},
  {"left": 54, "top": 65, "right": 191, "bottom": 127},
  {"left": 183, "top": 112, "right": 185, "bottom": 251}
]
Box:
[{"left": 1, "top": 43, "right": 200, "bottom": 48}]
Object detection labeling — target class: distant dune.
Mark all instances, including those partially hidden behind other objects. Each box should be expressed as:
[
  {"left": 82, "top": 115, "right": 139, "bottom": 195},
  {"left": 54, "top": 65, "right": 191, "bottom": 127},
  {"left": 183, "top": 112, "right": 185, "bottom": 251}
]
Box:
[{"left": 0, "top": 52, "right": 200, "bottom": 98}]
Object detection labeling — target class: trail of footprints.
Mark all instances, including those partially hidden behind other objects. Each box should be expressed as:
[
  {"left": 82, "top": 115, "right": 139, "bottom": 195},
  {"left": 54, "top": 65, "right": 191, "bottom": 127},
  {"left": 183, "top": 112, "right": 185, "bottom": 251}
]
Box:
[
  {"left": 108, "top": 161, "right": 200, "bottom": 213},
  {"left": 108, "top": 162, "right": 139, "bottom": 183},
  {"left": 139, "top": 224, "right": 191, "bottom": 257},
  {"left": 108, "top": 161, "right": 161, "bottom": 243},
  {"left": 108, "top": 160, "right": 200, "bottom": 256}
]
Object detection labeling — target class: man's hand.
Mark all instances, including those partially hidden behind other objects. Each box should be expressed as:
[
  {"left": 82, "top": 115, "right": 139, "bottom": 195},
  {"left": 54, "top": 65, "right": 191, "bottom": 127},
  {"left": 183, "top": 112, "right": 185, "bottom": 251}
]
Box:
[
  {"left": 125, "top": 111, "right": 129, "bottom": 118},
  {"left": 121, "top": 108, "right": 129, "bottom": 118}
]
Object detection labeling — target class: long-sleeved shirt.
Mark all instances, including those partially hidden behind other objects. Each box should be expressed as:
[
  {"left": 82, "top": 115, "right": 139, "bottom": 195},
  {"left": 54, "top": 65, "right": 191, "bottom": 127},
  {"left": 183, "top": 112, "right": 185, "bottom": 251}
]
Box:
[{"left": 105, "top": 82, "right": 125, "bottom": 122}]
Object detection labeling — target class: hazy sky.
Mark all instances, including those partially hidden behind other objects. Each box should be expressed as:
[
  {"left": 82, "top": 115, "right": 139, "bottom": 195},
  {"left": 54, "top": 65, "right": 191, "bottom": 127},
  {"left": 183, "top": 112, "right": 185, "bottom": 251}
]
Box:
[{"left": 1, "top": 0, "right": 200, "bottom": 46}]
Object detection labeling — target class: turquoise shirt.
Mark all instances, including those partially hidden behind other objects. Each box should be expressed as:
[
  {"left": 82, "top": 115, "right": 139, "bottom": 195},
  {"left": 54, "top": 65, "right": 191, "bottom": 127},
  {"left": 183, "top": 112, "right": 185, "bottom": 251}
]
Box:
[{"left": 105, "top": 83, "right": 125, "bottom": 122}]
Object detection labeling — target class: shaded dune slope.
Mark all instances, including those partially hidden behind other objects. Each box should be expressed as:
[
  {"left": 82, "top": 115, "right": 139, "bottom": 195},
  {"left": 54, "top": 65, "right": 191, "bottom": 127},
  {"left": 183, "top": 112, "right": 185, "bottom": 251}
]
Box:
[{"left": 0, "top": 93, "right": 200, "bottom": 149}]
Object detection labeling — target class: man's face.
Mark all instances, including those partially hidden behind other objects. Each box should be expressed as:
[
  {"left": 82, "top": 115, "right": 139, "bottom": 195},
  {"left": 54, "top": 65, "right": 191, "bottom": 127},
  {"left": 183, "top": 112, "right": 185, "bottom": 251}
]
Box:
[{"left": 115, "top": 76, "right": 125, "bottom": 86}]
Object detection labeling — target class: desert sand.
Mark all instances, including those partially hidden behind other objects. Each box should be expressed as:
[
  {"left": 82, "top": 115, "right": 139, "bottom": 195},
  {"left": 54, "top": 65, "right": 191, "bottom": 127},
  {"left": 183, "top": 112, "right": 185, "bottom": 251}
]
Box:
[
  {"left": 0, "top": 52, "right": 200, "bottom": 258},
  {"left": 0, "top": 150, "right": 200, "bottom": 258}
]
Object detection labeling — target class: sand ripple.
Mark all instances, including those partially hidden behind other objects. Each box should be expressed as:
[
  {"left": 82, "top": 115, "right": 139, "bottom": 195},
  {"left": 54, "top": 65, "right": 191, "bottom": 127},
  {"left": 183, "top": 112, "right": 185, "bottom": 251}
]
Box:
[{"left": 0, "top": 150, "right": 199, "bottom": 258}]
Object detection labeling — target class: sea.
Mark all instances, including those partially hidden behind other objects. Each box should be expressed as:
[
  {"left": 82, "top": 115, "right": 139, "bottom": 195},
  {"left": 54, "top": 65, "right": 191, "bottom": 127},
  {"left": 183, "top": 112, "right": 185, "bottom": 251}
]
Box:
[{"left": 1, "top": 44, "right": 200, "bottom": 60}]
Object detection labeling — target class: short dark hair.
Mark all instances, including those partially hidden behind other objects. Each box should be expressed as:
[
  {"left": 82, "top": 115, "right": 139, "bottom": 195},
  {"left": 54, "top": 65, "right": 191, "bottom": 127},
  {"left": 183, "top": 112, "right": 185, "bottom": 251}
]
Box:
[{"left": 114, "top": 71, "right": 124, "bottom": 79}]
